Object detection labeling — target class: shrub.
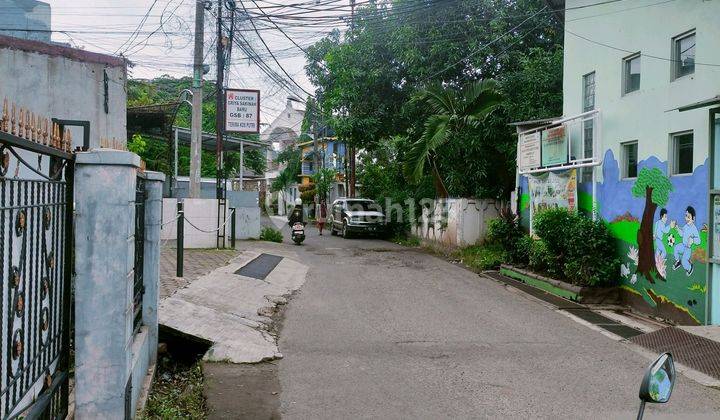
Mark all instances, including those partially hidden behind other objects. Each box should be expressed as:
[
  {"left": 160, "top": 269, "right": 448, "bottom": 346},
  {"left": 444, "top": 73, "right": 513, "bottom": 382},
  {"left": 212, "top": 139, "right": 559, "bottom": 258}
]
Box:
[
  {"left": 487, "top": 216, "right": 522, "bottom": 252},
  {"left": 532, "top": 208, "right": 574, "bottom": 259},
  {"left": 528, "top": 239, "right": 554, "bottom": 275},
  {"left": 513, "top": 235, "right": 534, "bottom": 266},
  {"left": 259, "top": 226, "right": 283, "bottom": 243},
  {"left": 562, "top": 215, "right": 620, "bottom": 287},
  {"left": 532, "top": 208, "right": 619, "bottom": 287}
]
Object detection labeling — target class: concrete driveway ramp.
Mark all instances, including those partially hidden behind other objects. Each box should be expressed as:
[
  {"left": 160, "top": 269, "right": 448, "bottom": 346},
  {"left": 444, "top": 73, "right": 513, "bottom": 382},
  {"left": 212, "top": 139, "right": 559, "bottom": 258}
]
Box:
[{"left": 159, "top": 249, "right": 308, "bottom": 363}]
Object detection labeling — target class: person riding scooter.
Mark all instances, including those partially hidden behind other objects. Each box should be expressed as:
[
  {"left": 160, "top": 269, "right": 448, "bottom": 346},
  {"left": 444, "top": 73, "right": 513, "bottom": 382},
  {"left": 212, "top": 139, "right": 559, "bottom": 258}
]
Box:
[
  {"left": 288, "top": 198, "right": 304, "bottom": 226},
  {"left": 288, "top": 198, "right": 306, "bottom": 245}
]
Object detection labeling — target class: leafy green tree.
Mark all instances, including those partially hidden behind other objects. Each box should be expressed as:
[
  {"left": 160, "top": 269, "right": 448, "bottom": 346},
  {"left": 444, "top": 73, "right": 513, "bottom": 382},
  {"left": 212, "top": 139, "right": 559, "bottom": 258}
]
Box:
[
  {"left": 271, "top": 148, "right": 302, "bottom": 208},
  {"left": 404, "top": 80, "right": 502, "bottom": 198},
  {"left": 304, "top": 0, "right": 563, "bottom": 202},
  {"left": 127, "top": 76, "right": 262, "bottom": 178},
  {"left": 631, "top": 168, "right": 673, "bottom": 282},
  {"left": 127, "top": 134, "right": 147, "bottom": 155},
  {"left": 243, "top": 149, "right": 267, "bottom": 175},
  {"left": 312, "top": 168, "right": 337, "bottom": 201}
]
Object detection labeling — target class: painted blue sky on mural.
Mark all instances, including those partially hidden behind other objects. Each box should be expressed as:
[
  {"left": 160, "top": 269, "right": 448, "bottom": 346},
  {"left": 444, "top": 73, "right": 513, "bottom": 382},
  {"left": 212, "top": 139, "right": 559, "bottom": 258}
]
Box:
[{"left": 597, "top": 150, "right": 708, "bottom": 227}]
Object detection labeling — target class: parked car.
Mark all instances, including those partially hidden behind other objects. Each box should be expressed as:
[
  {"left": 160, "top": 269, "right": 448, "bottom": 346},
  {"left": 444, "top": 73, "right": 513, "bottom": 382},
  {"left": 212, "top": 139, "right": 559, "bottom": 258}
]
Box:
[{"left": 329, "top": 198, "right": 386, "bottom": 238}]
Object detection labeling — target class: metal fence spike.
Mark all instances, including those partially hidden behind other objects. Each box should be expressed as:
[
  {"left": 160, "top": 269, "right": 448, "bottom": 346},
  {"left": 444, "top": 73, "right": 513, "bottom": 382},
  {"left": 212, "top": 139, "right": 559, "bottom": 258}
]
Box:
[
  {"left": 24, "top": 109, "right": 30, "bottom": 139},
  {"left": 1, "top": 98, "right": 8, "bottom": 132},
  {"left": 43, "top": 118, "right": 49, "bottom": 145},
  {"left": 31, "top": 112, "right": 37, "bottom": 142},
  {"left": 18, "top": 108, "right": 25, "bottom": 139}
]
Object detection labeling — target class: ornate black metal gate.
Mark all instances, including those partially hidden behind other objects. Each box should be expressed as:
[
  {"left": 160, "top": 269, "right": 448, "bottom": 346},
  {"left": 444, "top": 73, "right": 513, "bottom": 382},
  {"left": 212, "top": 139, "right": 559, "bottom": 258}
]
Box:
[
  {"left": 0, "top": 105, "right": 74, "bottom": 419},
  {"left": 133, "top": 174, "right": 146, "bottom": 335}
]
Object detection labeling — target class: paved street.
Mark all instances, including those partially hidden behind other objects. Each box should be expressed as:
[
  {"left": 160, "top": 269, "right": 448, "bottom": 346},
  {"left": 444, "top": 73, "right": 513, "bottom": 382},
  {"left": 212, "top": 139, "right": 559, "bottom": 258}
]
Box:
[{"left": 274, "top": 226, "right": 720, "bottom": 419}]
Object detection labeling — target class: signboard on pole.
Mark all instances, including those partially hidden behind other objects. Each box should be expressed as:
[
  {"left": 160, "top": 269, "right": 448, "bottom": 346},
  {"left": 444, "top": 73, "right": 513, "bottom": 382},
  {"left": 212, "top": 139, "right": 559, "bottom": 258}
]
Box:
[
  {"left": 541, "top": 124, "right": 568, "bottom": 167},
  {"left": 519, "top": 131, "right": 541, "bottom": 171},
  {"left": 225, "top": 89, "right": 260, "bottom": 133}
]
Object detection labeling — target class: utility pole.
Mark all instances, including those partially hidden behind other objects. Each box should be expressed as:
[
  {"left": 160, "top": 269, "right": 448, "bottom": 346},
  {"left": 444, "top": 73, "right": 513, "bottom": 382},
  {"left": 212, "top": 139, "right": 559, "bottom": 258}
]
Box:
[
  {"left": 189, "top": 0, "right": 205, "bottom": 199},
  {"left": 348, "top": 0, "right": 356, "bottom": 197},
  {"left": 215, "top": 0, "right": 229, "bottom": 249},
  {"left": 312, "top": 98, "right": 319, "bottom": 174},
  {"left": 215, "top": 0, "right": 225, "bottom": 201}
]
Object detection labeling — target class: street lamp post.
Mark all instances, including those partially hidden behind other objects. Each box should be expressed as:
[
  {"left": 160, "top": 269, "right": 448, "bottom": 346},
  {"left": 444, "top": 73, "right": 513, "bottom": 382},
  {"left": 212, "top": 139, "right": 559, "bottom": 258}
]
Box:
[{"left": 174, "top": 89, "right": 194, "bottom": 198}]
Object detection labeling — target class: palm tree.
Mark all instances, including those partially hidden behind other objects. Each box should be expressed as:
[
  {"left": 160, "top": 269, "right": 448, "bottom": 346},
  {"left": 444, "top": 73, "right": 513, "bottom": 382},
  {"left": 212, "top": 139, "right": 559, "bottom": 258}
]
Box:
[{"left": 404, "top": 80, "right": 502, "bottom": 198}]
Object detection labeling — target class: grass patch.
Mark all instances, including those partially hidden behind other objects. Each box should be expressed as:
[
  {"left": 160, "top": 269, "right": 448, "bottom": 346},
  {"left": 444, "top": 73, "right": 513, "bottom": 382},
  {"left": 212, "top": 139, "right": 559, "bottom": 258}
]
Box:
[
  {"left": 141, "top": 357, "right": 207, "bottom": 419},
  {"left": 390, "top": 234, "right": 420, "bottom": 247},
  {"left": 259, "top": 226, "right": 283, "bottom": 243},
  {"left": 453, "top": 244, "right": 506, "bottom": 271}
]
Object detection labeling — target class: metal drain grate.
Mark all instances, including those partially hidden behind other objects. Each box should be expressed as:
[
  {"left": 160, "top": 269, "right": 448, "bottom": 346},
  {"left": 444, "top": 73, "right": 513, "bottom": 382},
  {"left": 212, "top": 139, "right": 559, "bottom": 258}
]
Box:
[
  {"left": 630, "top": 327, "right": 720, "bottom": 379},
  {"left": 235, "top": 254, "right": 284, "bottom": 280}
]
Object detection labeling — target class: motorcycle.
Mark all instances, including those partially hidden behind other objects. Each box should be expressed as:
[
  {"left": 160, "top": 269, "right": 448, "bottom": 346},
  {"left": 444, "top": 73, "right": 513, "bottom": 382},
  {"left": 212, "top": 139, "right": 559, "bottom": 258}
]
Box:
[
  {"left": 636, "top": 352, "right": 676, "bottom": 419},
  {"left": 291, "top": 222, "right": 306, "bottom": 245}
]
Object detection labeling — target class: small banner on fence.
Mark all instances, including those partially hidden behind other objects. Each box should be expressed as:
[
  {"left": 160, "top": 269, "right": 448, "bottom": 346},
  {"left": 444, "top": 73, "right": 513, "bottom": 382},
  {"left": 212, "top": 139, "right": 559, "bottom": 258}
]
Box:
[{"left": 528, "top": 168, "right": 577, "bottom": 214}]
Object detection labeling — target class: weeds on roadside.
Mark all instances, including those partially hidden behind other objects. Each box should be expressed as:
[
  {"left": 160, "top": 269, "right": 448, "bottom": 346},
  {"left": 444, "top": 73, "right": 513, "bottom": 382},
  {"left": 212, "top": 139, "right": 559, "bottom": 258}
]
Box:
[
  {"left": 259, "top": 227, "right": 283, "bottom": 243},
  {"left": 390, "top": 234, "right": 420, "bottom": 247},
  {"left": 453, "top": 244, "right": 506, "bottom": 272},
  {"left": 141, "top": 357, "right": 207, "bottom": 419}
]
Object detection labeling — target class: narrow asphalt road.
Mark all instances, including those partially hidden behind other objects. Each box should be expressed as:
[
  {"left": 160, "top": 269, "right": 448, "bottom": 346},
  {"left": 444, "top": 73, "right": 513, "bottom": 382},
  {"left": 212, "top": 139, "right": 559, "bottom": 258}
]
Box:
[{"left": 275, "top": 225, "right": 720, "bottom": 419}]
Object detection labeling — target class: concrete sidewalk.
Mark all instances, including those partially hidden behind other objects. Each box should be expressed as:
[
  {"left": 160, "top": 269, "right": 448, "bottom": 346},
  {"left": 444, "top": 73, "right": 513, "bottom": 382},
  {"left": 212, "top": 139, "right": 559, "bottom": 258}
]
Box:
[
  {"left": 159, "top": 247, "right": 240, "bottom": 299},
  {"left": 158, "top": 241, "right": 308, "bottom": 363}
]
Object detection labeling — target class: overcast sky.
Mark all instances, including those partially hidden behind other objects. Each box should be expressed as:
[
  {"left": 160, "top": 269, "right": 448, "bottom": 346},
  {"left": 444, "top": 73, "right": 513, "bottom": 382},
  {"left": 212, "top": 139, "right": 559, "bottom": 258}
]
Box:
[{"left": 46, "top": 0, "right": 346, "bottom": 124}]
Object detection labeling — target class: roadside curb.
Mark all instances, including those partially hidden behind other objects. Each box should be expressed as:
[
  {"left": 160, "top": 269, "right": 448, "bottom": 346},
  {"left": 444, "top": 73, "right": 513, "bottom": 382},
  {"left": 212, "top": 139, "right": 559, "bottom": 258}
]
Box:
[{"left": 479, "top": 270, "right": 720, "bottom": 390}]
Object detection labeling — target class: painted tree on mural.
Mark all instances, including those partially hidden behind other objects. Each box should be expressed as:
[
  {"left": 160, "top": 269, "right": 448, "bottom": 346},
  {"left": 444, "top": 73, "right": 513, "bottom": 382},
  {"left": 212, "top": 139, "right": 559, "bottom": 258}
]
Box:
[{"left": 631, "top": 168, "right": 673, "bottom": 282}]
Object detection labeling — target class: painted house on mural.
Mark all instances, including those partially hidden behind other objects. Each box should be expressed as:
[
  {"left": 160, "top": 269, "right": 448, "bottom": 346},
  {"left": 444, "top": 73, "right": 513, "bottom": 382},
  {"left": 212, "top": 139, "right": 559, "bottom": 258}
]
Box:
[
  {"left": 516, "top": 0, "right": 720, "bottom": 326},
  {"left": 298, "top": 137, "right": 347, "bottom": 203}
]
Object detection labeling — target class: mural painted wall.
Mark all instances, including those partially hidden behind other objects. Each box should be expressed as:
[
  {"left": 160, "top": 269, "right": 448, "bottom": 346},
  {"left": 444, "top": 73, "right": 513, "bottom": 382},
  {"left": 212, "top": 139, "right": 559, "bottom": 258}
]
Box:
[
  {"left": 597, "top": 150, "right": 707, "bottom": 325},
  {"left": 516, "top": 149, "right": 707, "bottom": 325}
]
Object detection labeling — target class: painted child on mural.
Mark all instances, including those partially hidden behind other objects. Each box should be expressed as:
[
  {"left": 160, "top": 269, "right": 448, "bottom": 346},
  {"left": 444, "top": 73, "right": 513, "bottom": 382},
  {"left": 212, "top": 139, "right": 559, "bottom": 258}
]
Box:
[
  {"left": 654, "top": 208, "right": 671, "bottom": 258},
  {"left": 671, "top": 206, "right": 700, "bottom": 276}
]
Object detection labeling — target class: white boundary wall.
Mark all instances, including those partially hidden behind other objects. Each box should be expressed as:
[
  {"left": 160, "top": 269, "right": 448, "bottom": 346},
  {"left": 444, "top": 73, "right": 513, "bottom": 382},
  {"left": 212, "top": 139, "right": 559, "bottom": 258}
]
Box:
[
  {"left": 412, "top": 198, "right": 500, "bottom": 247},
  {"left": 161, "top": 196, "right": 261, "bottom": 248}
]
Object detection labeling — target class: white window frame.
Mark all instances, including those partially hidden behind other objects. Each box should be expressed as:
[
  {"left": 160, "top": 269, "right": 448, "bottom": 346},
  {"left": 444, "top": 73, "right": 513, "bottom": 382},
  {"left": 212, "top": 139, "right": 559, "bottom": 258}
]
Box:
[
  {"left": 671, "top": 30, "right": 696, "bottom": 81},
  {"left": 621, "top": 140, "right": 639, "bottom": 179},
  {"left": 670, "top": 130, "right": 694, "bottom": 176},
  {"left": 582, "top": 71, "right": 596, "bottom": 112},
  {"left": 622, "top": 53, "right": 641, "bottom": 95},
  {"left": 517, "top": 109, "right": 601, "bottom": 175}
]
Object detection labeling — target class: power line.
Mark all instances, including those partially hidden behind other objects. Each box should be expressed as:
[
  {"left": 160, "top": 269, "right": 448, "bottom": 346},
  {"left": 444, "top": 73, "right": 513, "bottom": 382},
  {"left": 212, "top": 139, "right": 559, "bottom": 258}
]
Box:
[
  {"left": 564, "top": 28, "right": 719, "bottom": 67},
  {"left": 115, "top": 0, "right": 161, "bottom": 54},
  {"left": 236, "top": 0, "right": 314, "bottom": 97},
  {"left": 248, "top": 0, "right": 310, "bottom": 55},
  {"left": 417, "top": 6, "right": 549, "bottom": 84}
]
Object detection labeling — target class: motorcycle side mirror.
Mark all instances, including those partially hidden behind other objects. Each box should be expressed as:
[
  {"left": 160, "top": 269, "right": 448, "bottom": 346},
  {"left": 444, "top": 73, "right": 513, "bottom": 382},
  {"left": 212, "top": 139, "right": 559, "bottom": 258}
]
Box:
[{"left": 637, "top": 352, "right": 676, "bottom": 419}]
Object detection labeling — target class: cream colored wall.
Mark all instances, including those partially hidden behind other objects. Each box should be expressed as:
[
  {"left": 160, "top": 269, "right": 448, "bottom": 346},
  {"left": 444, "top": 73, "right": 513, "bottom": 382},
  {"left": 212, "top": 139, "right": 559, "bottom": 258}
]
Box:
[{"left": 563, "top": 0, "right": 720, "bottom": 181}]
